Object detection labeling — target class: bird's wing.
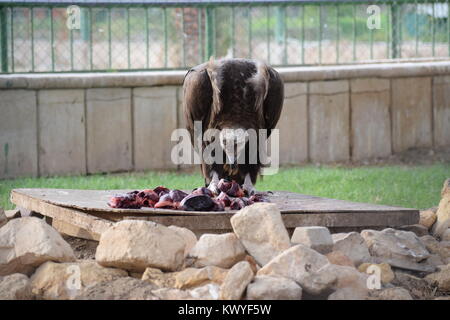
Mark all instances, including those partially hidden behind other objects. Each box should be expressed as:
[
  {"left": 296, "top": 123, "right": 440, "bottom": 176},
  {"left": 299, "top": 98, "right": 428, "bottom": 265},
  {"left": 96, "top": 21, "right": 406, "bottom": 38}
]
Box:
[
  {"left": 182, "top": 63, "right": 213, "bottom": 149},
  {"left": 263, "top": 67, "right": 284, "bottom": 137}
]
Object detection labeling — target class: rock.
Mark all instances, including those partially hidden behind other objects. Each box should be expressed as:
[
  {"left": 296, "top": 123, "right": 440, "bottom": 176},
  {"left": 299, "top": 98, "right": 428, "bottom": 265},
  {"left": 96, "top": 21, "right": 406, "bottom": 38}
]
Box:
[
  {"left": 0, "top": 273, "right": 34, "bottom": 300},
  {"left": 142, "top": 266, "right": 228, "bottom": 290},
  {"left": 392, "top": 271, "right": 433, "bottom": 299},
  {"left": 419, "top": 236, "right": 450, "bottom": 264},
  {"left": 361, "top": 228, "right": 433, "bottom": 272},
  {"left": 291, "top": 226, "right": 333, "bottom": 254},
  {"left": 328, "top": 287, "right": 367, "bottom": 300},
  {"left": 358, "top": 263, "right": 395, "bottom": 284},
  {"left": 331, "top": 232, "right": 371, "bottom": 266},
  {"left": 419, "top": 209, "right": 437, "bottom": 229},
  {"left": 151, "top": 288, "right": 192, "bottom": 300},
  {"left": 75, "top": 277, "right": 158, "bottom": 300},
  {"left": 326, "top": 251, "right": 355, "bottom": 268},
  {"left": 189, "top": 283, "right": 221, "bottom": 300},
  {"left": 245, "top": 255, "right": 259, "bottom": 274},
  {"left": 0, "top": 217, "right": 76, "bottom": 276},
  {"left": 425, "top": 264, "right": 450, "bottom": 292},
  {"left": 246, "top": 275, "right": 302, "bottom": 300},
  {"left": 153, "top": 283, "right": 220, "bottom": 300},
  {"left": 441, "top": 229, "right": 450, "bottom": 242},
  {"left": 141, "top": 267, "right": 175, "bottom": 289},
  {"left": 368, "top": 287, "right": 413, "bottom": 300},
  {"left": 433, "top": 178, "right": 450, "bottom": 237},
  {"left": 257, "top": 244, "right": 333, "bottom": 295},
  {"left": 219, "top": 261, "right": 254, "bottom": 300},
  {"left": 318, "top": 264, "right": 368, "bottom": 299},
  {"left": 95, "top": 220, "right": 185, "bottom": 272},
  {"left": 31, "top": 260, "right": 128, "bottom": 300},
  {"left": 189, "top": 233, "right": 246, "bottom": 269},
  {"left": 4, "top": 208, "right": 21, "bottom": 220},
  {"left": 174, "top": 266, "right": 228, "bottom": 289},
  {"left": 230, "top": 203, "right": 291, "bottom": 266},
  {"left": 0, "top": 207, "right": 6, "bottom": 228},
  {"left": 427, "top": 254, "right": 445, "bottom": 267},
  {"left": 168, "top": 225, "right": 197, "bottom": 257},
  {"left": 398, "top": 224, "right": 429, "bottom": 237}
]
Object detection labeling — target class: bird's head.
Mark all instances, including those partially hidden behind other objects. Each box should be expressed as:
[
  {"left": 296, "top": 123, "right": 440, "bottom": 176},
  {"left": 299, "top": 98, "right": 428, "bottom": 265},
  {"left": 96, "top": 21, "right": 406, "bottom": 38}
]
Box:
[{"left": 219, "top": 127, "right": 249, "bottom": 169}]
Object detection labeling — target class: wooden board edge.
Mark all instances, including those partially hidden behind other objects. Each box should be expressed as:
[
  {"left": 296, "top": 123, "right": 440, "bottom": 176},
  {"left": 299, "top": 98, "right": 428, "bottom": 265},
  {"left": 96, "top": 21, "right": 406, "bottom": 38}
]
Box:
[{"left": 11, "top": 190, "right": 113, "bottom": 236}]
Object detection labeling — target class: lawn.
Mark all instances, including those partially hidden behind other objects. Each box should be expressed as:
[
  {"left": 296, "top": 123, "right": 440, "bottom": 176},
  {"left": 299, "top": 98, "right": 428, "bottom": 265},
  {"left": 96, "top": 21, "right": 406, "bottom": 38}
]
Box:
[{"left": 0, "top": 164, "right": 448, "bottom": 211}]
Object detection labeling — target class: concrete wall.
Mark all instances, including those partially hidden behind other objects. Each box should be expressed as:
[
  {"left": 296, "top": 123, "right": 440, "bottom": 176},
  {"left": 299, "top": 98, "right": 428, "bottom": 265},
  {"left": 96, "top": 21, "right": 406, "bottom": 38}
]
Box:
[{"left": 1, "top": 61, "right": 450, "bottom": 179}]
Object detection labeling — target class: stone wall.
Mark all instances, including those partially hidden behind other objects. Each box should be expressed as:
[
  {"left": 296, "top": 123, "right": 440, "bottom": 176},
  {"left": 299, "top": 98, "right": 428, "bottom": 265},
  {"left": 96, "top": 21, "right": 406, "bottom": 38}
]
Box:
[{"left": 1, "top": 61, "right": 449, "bottom": 179}]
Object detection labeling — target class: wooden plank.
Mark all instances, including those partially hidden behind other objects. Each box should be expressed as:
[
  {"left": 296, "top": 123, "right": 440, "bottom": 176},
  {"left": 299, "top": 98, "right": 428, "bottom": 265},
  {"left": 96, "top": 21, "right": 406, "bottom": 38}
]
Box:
[
  {"left": 10, "top": 188, "right": 419, "bottom": 241},
  {"left": 10, "top": 190, "right": 113, "bottom": 236},
  {"left": 10, "top": 188, "right": 417, "bottom": 216},
  {"left": 52, "top": 219, "right": 101, "bottom": 241}
]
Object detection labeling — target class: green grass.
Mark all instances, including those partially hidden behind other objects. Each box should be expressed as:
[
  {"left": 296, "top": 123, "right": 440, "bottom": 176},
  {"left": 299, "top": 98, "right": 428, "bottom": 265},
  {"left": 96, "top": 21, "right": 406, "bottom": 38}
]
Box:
[{"left": 0, "top": 164, "right": 448, "bottom": 211}]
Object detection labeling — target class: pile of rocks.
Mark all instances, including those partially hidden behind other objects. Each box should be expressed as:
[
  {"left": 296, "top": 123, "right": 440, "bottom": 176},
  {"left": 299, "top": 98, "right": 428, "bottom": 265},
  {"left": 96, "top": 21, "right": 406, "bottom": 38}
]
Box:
[{"left": 1, "top": 178, "right": 450, "bottom": 300}]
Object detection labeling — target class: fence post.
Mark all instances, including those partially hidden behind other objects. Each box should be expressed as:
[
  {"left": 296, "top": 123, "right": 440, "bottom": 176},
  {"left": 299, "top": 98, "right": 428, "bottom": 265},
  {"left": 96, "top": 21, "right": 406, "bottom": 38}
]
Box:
[
  {"left": 0, "top": 6, "right": 8, "bottom": 73},
  {"left": 205, "top": 6, "right": 214, "bottom": 60},
  {"left": 391, "top": 3, "right": 399, "bottom": 59}
]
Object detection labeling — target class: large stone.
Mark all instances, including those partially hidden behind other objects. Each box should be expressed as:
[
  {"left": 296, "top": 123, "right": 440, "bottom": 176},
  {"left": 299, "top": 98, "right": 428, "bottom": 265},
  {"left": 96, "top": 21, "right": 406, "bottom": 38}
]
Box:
[
  {"left": 420, "top": 235, "right": 450, "bottom": 265},
  {"left": 425, "top": 264, "right": 450, "bottom": 292},
  {"left": 309, "top": 80, "right": 350, "bottom": 163},
  {"left": 358, "top": 263, "right": 395, "bottom": 284},
  {"left": 246, "top": 275, "right": 302, "bottom": 300},
  {"left": 433, "top": 179, "right": 450, "bottom": 237},
  {"left": 75, "top": 277, "right": 158, "bottom": 300},
  {"left": 95, "top": 220, "right": 185, "bottom": 272},
  {"left": 391, "top": 77, "right": 432, "bottom": 152},
  {"left": 141, "top": 267, "right": 175, "bottom": 288},
  {"left": 153, "top": 283, "right": 220, "bottom": 300},
  {"left": 86, "top": 88, "right": 132, "bottom": 173},
  {"left": 392, "top": 271, "right": 434, "bottom": 299},
  {"left": 257, "top": 244, "right": 333, "bottom": 295},
  {"left": 368, "top": 287, "right": 413, "bottom": 300},
  {"left": 219, "top": 261, "right": 254, "bottom": 300},
  {"left": 230, "top": 203, "right": 291, "bottom": 266},
  {"left": 433, "top": 75, "right": 450, "bottom": 147},
  {"left": 332, "top": 232, "right": 371, "bottom": 266},
  {"left": 174, "top": 266, "right": 228, "bottom": 289},
  {"left": 441, "top": 229, "right": 450, "bottom": 242},
  {"left": 328, "top": 287, "right": 368, "bottom": 300},
  {"left": 31, "top": 261, "right": 128, "bottom": 300},
  {"left": 141, "top": 266, "right": 228, "bottom": 290},
  {"left": 361, "top": 228, "right": 432, "bottom": 272},
  {"left": 0, "top": 273, "right": 34, "bottom": 300},
  {"left": 38, "top": 89, "right": 86, "bottom": 176},
  {"left": 189, "top": 233, "right": 246, "bottom": 269},
  {"left": 350, "top": 78, "right": 391, "bottom": 161},
  {"left": 0, "top": 90, "right": 38, "bottom": 179},
  {"left": 0, "top": 217, "right": 76, "bottom": 276},
  {"left": 320, "top": 264, "right": 369, "bottom": 300},
  {"left": 326, "top": 251, "right": 355, "bottom": 268},
  {"left": 277, "top": 82, "right": 308, "bottom": 164},
  {"left": 291, "top": 226, "right": 333, "bottom": 254},
  {"left": 419, "top": 209, "right": 437, "bottom": 230},
  {"left": 168, "top": 226, "right": 197, "bottom": 257},
  {"left": 133, "top": 87, "right": 178, "bottom": 170},
  {"left": 398, "top": 224, "right": 429, "bottom": 237}
]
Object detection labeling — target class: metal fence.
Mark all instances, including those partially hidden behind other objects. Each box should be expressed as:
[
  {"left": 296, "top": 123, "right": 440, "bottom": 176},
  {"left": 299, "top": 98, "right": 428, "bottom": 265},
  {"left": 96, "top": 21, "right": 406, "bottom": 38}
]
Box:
[{"left": 0, "top": 0, "right": 449, "bottom": 73}]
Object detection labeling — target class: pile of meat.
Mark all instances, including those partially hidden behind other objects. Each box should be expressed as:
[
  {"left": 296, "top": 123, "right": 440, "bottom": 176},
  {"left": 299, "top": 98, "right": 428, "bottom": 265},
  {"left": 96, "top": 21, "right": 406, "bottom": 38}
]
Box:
[{"left": 107, "top": 179, "right": 269, "bottom": 211}]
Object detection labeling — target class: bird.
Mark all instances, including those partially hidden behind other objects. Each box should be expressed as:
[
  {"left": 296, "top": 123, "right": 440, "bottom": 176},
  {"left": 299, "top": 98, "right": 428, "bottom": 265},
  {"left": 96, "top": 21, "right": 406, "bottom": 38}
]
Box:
[{"left": 183, "top": 58, "right": 284, "bottom": 195}]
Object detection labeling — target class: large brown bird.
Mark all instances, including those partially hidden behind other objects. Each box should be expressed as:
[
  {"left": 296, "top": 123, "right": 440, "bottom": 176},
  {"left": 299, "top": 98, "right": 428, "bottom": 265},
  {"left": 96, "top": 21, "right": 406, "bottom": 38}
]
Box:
[{"left": 183, "top": 58, "right": 284, "bottom": 195}]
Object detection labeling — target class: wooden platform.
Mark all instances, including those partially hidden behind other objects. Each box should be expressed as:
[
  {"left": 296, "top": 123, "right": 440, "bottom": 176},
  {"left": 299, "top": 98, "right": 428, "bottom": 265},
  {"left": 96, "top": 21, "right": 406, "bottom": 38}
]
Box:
[{"left": 10, "top": 188, "right": 419, "bottom": 241}]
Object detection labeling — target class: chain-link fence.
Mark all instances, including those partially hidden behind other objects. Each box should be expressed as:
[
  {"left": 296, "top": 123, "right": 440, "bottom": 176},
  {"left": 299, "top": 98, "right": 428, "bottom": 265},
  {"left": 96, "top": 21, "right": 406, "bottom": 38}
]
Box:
[{"left": 0, "top": 0, "right": 449, "bottom": 73}]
